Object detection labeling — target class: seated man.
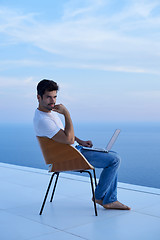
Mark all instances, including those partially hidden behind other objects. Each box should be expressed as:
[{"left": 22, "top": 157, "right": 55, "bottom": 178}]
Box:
[{"left": 33, "top": 79, "right": 130, "bottom": 210}]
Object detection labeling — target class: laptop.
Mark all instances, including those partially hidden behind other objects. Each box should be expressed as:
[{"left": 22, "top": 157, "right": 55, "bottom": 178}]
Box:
[{"left": 82, "top": 129, "right": 121, "bottom": 153}]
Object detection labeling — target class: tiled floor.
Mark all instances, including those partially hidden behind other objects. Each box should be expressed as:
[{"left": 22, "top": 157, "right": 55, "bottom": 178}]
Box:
[{"left": 0, "top": 162, "right": 160, "bottom": 240}]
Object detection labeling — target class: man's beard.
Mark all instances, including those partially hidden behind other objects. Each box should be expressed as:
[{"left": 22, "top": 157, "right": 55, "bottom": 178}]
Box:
[{"left": 47, "top": 104, "right": 55, "bottom": 110}]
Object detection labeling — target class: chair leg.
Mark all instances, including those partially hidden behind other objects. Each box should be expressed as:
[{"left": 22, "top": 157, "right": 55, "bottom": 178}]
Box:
[
  {"left": 39, "top": 172, "right": 56, "bottom": 215},
  {"left": 81, "top": 170, "right": 98, "bottom": 216},
  {"left": 93, "top": 169, "right": 97, "bottom": 187},
  {"left": 50, "top": 172, "right": 59, "bottom": 202}
]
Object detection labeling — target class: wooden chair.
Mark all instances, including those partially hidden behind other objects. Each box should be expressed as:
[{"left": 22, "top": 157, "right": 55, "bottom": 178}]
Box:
[{"left": 37, "top": 136, "right": 98, "bottom": 216}]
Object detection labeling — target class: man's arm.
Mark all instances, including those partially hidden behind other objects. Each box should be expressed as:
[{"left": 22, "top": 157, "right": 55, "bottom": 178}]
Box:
[{"left": 52, "top": 104, "right": 75, "bottom": 145}]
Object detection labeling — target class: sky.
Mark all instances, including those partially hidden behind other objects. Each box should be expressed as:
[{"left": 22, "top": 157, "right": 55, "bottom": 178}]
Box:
[{"left": 0, "top": 0, "right": 160, "bottom": 123}]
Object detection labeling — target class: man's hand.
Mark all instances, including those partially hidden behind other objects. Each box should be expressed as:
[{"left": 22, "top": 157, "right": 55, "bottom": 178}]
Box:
[
  {"left": 81, "top": 140, "right": 93, "bottom": 148},
  {"left": 75, "top": 136, "right": 93, "bottom": 148},
  {"left": 52, "top": 104, "right": 68, "bottom": 115}
]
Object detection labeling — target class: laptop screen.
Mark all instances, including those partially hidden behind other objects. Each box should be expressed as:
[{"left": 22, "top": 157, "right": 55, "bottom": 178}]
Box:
[{"left": 106, "top": 129, "right": 121, "bottom": 151}]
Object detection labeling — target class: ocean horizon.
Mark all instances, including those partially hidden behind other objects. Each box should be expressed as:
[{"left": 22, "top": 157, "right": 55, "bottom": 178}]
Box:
[{"left": 1, "top": 122, "right": 160, "bottom": 189}]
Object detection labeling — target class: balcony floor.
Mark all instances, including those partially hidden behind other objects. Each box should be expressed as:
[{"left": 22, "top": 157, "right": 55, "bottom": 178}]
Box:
[{"left": 0, "top": 162, "right": 160, "bottom": 240}]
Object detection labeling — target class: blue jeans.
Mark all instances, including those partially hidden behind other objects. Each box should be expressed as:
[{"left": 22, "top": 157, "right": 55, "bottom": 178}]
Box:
[{"left": 76, "top": 145, "right": 121, "bottom": 204}]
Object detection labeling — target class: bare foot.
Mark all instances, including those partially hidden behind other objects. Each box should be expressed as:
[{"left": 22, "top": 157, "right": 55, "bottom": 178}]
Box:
[
  {"left": 92, "top": 197, "right": 103, "bottom": 206},
  {"left": 103, "top": 201, "right": 131, "bottom": 210}
]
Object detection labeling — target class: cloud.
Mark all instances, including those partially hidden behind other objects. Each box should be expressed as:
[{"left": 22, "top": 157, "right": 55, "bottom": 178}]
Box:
[
  {"left": 129, "top": 90, "right": 160, "bottom": 99},
  {"left": 0, "top": 0, "right": 160, "bottom": 75},
  {"left": 52, "top": 62, "right": 160, "bottom": 75},
  {"left": 0, "top": 76, "right": 34, "bottom": 87},
  {"left": 130, "top": 0, "right": 159, "bottom": 17},
  {"left": 0, "top": 58, "right": 159, "bottom": 75}
]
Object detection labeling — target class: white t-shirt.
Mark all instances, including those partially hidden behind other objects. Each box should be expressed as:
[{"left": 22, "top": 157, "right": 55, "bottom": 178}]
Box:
[{"left": 33, "top": 109, "right": 64, "bottom": 139}]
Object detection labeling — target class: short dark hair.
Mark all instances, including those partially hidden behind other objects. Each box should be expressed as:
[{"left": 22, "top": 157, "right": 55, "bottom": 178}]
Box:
[{"left": 37, "top": 79, "right": 59, "bottom": 98}]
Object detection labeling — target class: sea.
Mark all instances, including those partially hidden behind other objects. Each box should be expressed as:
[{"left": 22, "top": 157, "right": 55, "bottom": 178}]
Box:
[{"left": 0, "top": 122, "right": 160, "bottom": 189}]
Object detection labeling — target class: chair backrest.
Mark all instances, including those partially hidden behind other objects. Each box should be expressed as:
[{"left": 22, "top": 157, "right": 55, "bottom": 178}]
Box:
[{"left": 37, "top": 136, "right": 94, "bottom": 172}]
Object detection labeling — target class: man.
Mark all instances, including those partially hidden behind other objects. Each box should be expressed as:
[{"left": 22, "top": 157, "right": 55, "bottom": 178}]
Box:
[{"left": 34, "top": 79, "right": 130, "bottom": 210}]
